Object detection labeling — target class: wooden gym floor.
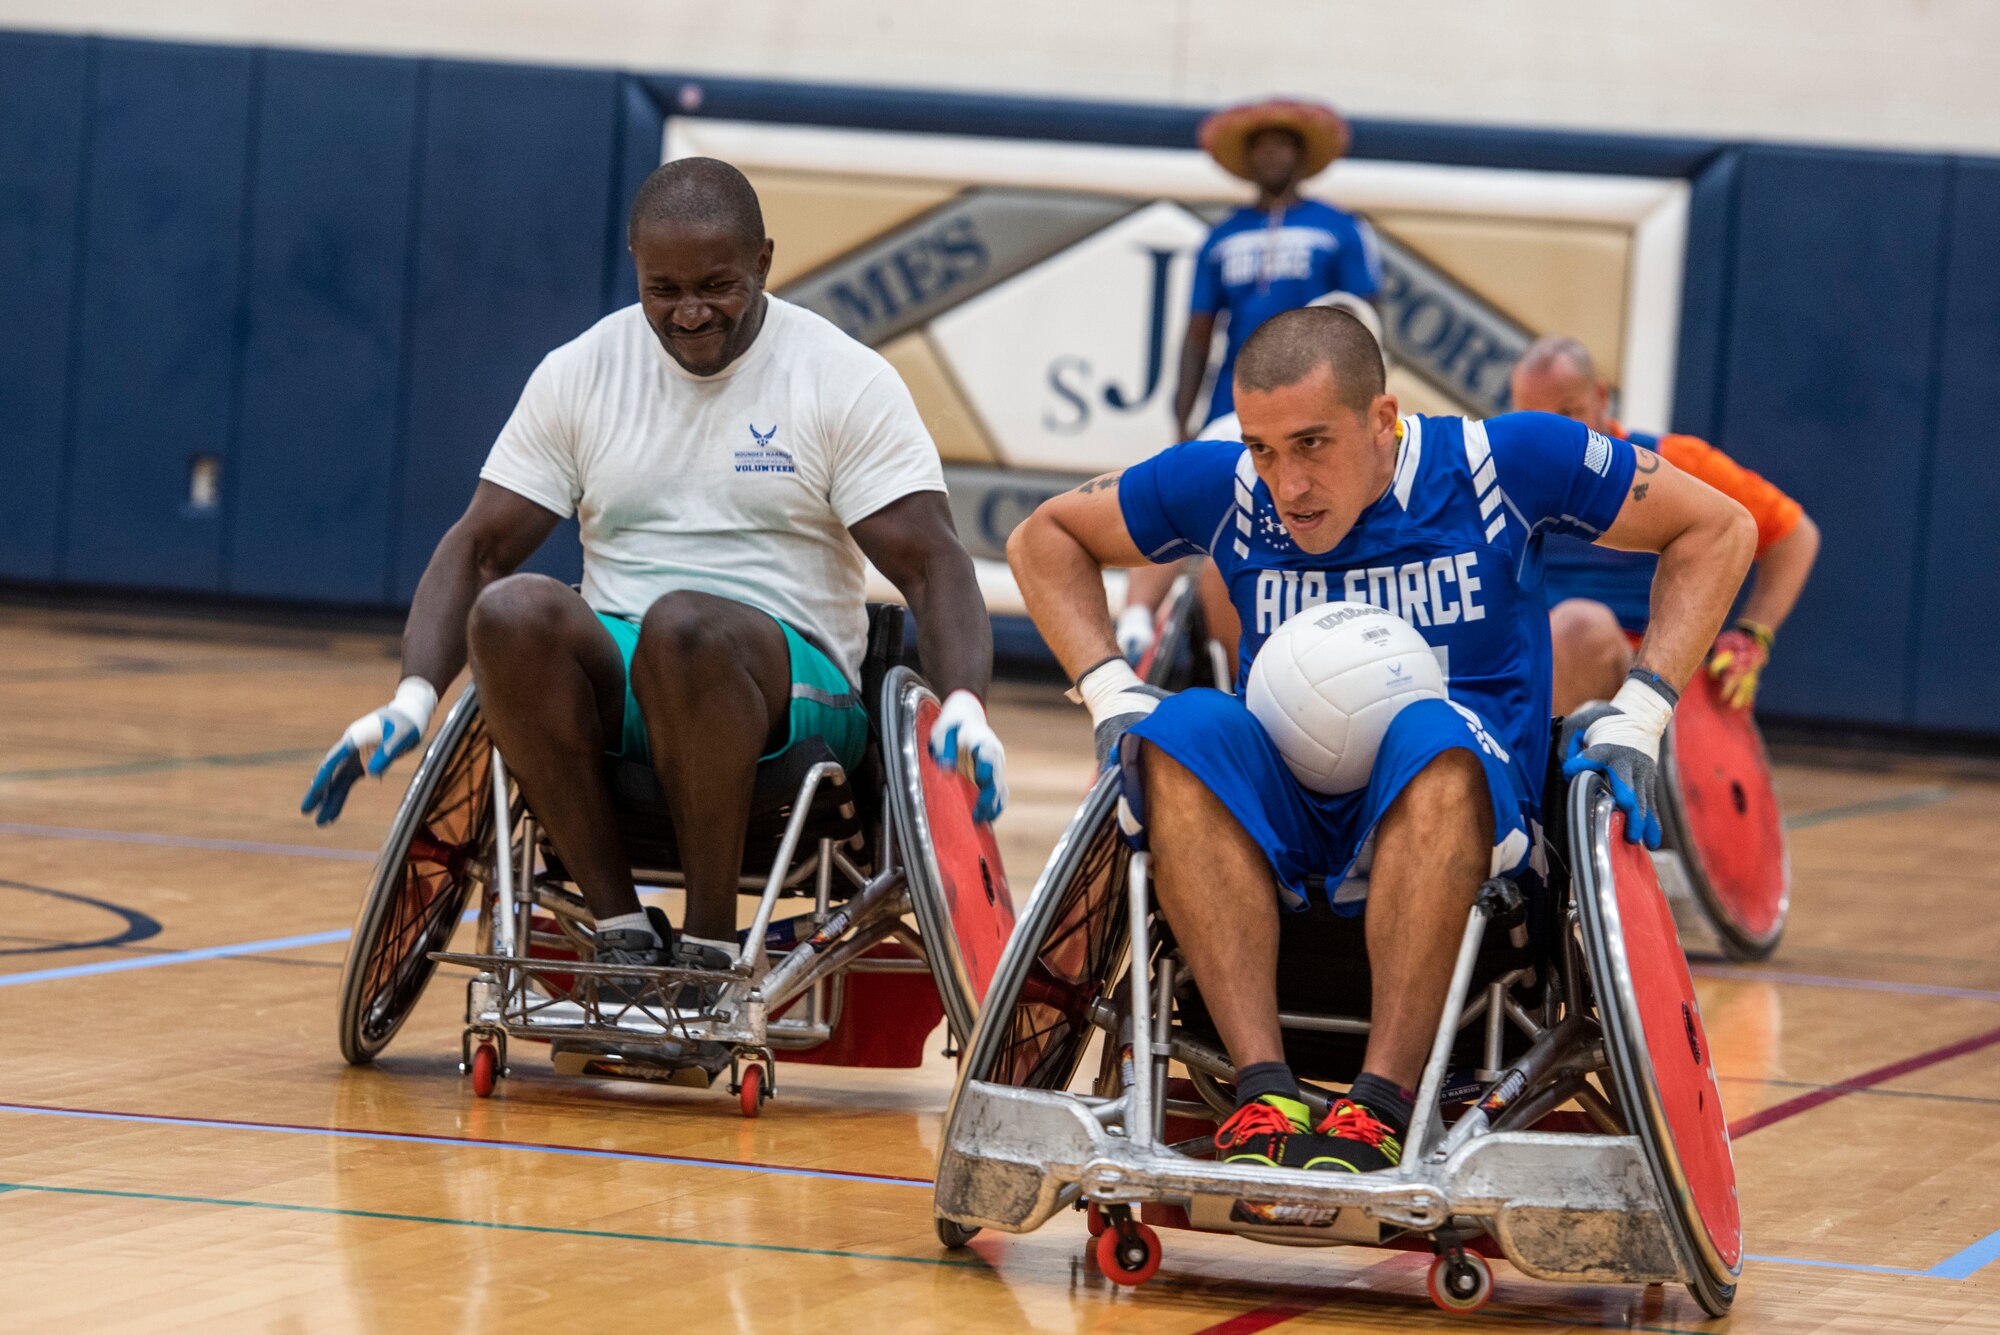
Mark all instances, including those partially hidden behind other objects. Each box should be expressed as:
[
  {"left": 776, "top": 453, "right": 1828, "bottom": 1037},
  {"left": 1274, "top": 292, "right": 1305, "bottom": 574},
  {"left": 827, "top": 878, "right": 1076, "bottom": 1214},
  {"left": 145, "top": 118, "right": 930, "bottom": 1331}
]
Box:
[{"left": 2, "top": 603, "right": 1999, "bottom": 1333}]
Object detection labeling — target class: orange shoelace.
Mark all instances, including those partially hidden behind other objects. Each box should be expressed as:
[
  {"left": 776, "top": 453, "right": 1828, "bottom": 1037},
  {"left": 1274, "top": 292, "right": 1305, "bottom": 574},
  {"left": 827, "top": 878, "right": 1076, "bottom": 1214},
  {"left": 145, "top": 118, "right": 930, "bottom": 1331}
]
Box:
[
  {"left": 1316, "top": 1099, "right": 1395, "bottom": 1147},
  {"left": 1215, "top": 1100, "right": 1295, "bottom": 1148}
]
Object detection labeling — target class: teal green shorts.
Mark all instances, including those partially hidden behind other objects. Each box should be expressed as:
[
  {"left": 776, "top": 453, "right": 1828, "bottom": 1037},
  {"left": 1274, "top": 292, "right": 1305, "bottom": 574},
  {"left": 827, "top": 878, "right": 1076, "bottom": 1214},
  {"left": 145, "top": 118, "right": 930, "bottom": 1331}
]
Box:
[{"left": 594, "top": 609, "right": 868, "bottom": 771}]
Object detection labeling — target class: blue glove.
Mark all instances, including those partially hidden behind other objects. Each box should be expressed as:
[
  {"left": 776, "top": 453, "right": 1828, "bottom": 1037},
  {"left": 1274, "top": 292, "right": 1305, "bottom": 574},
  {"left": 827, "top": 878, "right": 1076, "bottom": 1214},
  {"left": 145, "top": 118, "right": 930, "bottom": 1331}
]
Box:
[
  {"left": 301, "top": 677, "right": 438, "bottom": 827},
  {"left": 1559, "top": 674, "right": 1677, "bottom": 849},
  {"left": 929, "top": 690, "right": 1008, "bottom": 824}
]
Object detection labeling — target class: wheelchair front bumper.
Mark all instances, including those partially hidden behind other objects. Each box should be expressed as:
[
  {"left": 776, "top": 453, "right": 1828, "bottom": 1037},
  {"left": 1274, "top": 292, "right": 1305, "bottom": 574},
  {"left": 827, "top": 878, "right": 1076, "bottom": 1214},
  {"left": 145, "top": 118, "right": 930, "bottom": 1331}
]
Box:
[{"left": 939, "top": 1076, "right": 1685, "bottom": 1285}]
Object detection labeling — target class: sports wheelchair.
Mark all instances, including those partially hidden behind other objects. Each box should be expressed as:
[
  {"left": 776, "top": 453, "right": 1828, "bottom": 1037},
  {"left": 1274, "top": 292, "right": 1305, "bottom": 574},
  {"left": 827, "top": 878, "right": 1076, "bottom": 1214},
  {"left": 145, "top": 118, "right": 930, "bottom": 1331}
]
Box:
[
  {"left": 333, "top": 604, "right": 1016, "bottom": 1115},
  {"left": 1142, "top": 578, "right": 1789, "bottom": 961},
  {"left": 933, "top": 757, "right": 1741, "bottom": 1317}
]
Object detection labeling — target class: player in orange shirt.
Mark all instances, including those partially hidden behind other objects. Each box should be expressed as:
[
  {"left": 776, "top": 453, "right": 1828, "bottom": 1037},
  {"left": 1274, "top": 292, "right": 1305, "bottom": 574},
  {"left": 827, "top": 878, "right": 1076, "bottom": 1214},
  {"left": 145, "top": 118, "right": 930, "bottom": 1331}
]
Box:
[{"left": 1511, "top": 336, "right": 1820, "bottom": 715}]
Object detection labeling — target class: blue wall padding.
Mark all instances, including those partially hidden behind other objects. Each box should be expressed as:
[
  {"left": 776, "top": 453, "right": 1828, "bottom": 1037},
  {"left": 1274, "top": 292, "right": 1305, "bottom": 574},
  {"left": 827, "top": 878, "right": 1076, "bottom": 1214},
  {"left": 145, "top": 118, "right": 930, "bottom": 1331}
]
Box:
[
  {"left": 63, "top": 40, "right": 256, "bottom": 591},
  {"left": 1912, "top": 161, "right": 2000, "bottom": 733},
  {"left": 1669, "top": 148, "right": 1741, "bottom": 441},
  {"left": 228, "top": 51, "right": 422, "bottom": 602},
  {"left": 1716, "top": 146, "right": 1952, "bottom": 725},
  {"left": 391, "top": 60, "right": 618, "bottom": 598},
  {"left": 0, "top": 33, "right": 90, "bottom": 580}
]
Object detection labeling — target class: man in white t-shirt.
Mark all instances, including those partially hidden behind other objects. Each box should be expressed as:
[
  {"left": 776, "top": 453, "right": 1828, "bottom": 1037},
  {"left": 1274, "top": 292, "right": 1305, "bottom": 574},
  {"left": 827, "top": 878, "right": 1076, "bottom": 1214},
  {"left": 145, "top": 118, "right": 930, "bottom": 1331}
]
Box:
[{"left": 302, "top": 158, "right": 1005, "bottom": 998}]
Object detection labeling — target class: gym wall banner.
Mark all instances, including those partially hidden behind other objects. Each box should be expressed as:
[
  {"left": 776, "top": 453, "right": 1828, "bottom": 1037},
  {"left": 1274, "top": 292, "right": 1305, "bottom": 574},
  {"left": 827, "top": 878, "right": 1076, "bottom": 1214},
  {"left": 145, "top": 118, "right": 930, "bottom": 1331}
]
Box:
[{"left": 666, "top": 120, "right": 1688, "bottom": 611}]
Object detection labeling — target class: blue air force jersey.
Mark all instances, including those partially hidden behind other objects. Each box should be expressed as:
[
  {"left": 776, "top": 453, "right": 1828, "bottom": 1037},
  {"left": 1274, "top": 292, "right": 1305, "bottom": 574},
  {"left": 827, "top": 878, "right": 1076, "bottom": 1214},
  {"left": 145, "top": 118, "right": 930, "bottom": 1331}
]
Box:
[
  {"left": 1119, "top": 412, "right": 1638, "bottom": 779},
  {"left": 1190, "top": 201, "right": 1382, "bottom": 424}
]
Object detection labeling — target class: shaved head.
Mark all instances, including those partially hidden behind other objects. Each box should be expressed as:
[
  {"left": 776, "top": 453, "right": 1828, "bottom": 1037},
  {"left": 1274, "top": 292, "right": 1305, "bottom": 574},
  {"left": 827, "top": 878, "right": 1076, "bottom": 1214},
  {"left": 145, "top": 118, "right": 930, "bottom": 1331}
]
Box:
[
  {"left": 1234, "top": 306, "right": 1386, "bottom": 414},
  {"left": 628, "top": 157, "right": 765, "bottom": 247}
]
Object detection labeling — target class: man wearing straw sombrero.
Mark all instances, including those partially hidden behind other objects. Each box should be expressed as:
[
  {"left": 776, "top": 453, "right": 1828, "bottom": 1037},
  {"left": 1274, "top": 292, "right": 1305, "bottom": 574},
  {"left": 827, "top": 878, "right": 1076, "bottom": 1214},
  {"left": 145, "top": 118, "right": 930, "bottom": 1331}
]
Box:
[
  {"left": 1170, "top": 97, "right": 1381, "bottom": 443},
  {"left": 1119, "top": 98, "right": 1384, "bottom": 668}
]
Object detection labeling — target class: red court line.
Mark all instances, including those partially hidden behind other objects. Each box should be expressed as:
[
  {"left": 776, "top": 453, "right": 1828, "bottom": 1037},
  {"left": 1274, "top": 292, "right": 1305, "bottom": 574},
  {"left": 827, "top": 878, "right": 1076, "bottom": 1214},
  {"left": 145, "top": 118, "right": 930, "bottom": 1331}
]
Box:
[
  {"left": 1190, "top": 1303, "right": 1323, "bottom": 1334},
  {"left": 1728, "top": 1022, "right": 2000, "bottom": 1138}
]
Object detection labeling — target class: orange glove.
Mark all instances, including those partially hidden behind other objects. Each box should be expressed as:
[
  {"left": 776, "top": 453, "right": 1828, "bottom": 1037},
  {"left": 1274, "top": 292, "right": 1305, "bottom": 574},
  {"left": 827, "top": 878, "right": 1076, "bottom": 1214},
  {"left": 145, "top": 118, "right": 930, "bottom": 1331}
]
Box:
[{"left": 1707, "top": 619, "right": 1774, "bottom": 711}]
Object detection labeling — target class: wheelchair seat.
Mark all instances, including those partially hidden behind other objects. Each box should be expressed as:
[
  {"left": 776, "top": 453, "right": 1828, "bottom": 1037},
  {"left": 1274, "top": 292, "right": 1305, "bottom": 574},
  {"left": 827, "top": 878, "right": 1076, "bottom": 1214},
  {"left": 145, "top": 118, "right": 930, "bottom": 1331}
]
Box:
[{"left": 590, "top": 740, "right": 863, "bottom": 881}]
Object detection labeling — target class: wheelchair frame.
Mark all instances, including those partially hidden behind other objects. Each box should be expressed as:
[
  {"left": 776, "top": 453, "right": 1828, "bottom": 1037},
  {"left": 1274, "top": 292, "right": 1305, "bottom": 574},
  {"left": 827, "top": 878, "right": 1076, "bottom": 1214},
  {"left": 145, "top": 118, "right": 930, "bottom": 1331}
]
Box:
[
  {"left": 335, "top": 647, "right": 1005, "bottom": 1115},
  {"left": 933, "top": 771, "right": 1740, "bottom": 1317}
]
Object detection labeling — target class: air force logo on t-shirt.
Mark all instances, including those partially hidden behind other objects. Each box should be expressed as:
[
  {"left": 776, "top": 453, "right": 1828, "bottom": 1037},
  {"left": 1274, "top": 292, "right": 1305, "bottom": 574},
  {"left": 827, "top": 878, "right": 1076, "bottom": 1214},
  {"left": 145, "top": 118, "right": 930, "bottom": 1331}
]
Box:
[{"left": 735, "top": 421, "right": 796, "bottom": 475}]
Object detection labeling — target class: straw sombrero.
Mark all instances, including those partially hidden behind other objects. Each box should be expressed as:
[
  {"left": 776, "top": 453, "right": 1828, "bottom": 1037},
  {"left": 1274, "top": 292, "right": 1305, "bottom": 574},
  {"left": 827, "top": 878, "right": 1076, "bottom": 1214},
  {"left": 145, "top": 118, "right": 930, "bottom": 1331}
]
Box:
[{"left": 1199, "top": 98, "right": 1351, "bottom": 182}]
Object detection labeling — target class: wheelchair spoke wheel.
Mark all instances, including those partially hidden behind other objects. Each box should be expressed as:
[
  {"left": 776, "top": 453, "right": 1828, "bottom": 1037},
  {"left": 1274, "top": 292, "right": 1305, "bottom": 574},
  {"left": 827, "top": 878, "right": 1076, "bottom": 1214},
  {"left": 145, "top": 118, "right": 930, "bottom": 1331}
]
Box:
[
  {"left": 337, "top": 688, "right": 496, "bottom": 1065},
  {"left": 1661, "top": 672, "right": 1790, "bottom": 960},
  {"left": 1571, "top": 774, "right": 1740, "bottom": 1318},
  {"left": 942, "top": 770, "right": 1129, "bottom": 1106},
  {"left": 883, "top": 666, "right": 1017, "bottom": 1045}
]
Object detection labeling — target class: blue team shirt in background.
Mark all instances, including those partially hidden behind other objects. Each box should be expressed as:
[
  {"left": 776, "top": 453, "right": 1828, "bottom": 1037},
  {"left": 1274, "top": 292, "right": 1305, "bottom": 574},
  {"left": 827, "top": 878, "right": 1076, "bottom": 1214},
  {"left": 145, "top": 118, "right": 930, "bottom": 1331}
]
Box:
[
  {"left": 1189, "top": 200, "right": 1383, "bottom": 425},
  {"left": 1118, "top": 412, "right": 1637, "bottom": 783},
  {"left": 1538, "top": 429, "right": 1661, "bottom": 633}
]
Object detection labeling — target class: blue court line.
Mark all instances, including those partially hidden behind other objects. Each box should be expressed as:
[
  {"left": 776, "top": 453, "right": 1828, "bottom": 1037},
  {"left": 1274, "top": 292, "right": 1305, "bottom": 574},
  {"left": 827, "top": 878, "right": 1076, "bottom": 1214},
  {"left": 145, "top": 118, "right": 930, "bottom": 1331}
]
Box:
[
  {"left": 1928, "top": 1226, "right": 2000, "bottom": 1280},
  {"left": 0, "top": 1102, "right": 931, "bottom": 1189},
  {"left": 0, "top": 928, "right": 351, "bottom": 987},
  {"left": 1746, "top": 1253, "right": 1922, "bottom": 1276},
  {"left": 0, "top": 820, "right": 376, "bottom": 863},
  {"left": 1692, "top": 962, "right": 2000, "bottom": 1004},
  {"left": 1749, "top": 1228, "right": 2000, "bottom": 1281},
  {"left": 1785, "top": 785, "right": 1953, "bottom": 831},
  {"left": 0, "top": 1181, "right": 976, "bottom": 1268}
]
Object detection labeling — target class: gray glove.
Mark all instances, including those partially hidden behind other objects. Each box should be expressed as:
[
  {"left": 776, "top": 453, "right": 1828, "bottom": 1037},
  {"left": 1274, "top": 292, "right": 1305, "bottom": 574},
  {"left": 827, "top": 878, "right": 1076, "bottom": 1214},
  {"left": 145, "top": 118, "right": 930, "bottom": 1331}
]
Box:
[
  {"left": 1071, "top": 658, "right": 1172, "bottom": 770},
  {"left": 1093, "top": 683, "right": 1171, "bottom": 768}
]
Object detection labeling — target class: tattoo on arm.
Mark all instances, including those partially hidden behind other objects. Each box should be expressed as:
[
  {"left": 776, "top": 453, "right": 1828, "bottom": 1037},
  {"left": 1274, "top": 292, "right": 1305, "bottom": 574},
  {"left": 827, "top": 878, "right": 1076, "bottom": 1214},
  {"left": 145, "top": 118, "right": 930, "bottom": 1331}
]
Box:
[
  {"left": 1073, "top": 471, "right": 1123, "bottom": 496},
  {"left": 1630, "top": 446, "right": 1659, "bottom": 501}
]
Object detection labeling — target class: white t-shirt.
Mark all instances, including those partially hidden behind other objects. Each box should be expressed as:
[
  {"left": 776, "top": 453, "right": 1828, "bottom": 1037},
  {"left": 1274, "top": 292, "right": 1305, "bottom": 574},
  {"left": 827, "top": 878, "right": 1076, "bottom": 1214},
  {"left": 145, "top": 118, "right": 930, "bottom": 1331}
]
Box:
[{"left": 480, "top": 297, "right": 945, "bottom": 683}]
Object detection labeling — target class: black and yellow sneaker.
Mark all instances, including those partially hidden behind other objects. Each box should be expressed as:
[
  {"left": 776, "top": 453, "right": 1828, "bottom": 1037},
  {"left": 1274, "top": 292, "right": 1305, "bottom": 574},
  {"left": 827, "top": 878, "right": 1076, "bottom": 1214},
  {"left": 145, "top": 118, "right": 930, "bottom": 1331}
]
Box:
[
  {"left": 1304, "top": 1098, "right": 1404, "bottom": 1173},
  {"left": 1217, "top": 1095, "right": 1353, "bottom": 1227},
  {"left": 1213, "top": 1095, "right": 1320, "bottom": 1166}
]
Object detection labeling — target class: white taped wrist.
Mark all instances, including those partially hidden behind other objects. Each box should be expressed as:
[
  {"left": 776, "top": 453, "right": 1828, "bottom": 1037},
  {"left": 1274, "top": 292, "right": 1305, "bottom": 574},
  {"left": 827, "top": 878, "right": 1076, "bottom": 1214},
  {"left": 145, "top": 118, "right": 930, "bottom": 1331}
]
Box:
[
  {"left": 1582, "top": 676, "right": 1677, "bottom": 761},
  {"left": 1074, "top": 659, "right": 1143, "bottom": 721},
  {"left": 393, "top": 675, "right": 439, "bottom": 731}
]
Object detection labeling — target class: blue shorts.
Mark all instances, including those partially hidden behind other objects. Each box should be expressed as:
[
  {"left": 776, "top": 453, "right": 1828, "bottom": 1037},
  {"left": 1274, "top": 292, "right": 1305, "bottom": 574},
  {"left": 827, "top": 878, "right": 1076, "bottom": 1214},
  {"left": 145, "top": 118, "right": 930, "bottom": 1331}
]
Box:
[{"left": 1121, "top": 691, "right": 1540, "bottom": 913}]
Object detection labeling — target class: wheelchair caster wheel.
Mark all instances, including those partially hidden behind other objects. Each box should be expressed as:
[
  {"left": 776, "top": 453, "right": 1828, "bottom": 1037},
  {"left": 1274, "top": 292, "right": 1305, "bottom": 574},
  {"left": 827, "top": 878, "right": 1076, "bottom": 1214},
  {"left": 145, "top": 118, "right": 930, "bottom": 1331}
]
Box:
[
  {"left": 1084, "top": 1202, "right": 1107, "bottom": 1237},
  {"left": 936, "top": 1215, "right": 979, "bottom": 1249},
  {"left": 469, "top": 1043, "right": 499, "bottom": 1098},
  {"left": 1426, "top": 1249, "right": 1493, "bottom": 1313},
  {"left": 1096, "top": 1220, "right": 1162, "bottom": 1286},
  {"left": 738, "top": 1063, "right": 766, "bottom": 1118}
]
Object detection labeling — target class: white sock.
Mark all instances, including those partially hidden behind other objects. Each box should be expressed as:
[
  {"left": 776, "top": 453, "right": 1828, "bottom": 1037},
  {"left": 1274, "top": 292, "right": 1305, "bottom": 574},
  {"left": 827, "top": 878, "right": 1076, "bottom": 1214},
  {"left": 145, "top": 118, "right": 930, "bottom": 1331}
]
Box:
[
  {"left": 596, "top": 911, "right": 658, "bottom": 944},
  {"left": 679, "top": 934, "right": 736, "bottom": 961}
]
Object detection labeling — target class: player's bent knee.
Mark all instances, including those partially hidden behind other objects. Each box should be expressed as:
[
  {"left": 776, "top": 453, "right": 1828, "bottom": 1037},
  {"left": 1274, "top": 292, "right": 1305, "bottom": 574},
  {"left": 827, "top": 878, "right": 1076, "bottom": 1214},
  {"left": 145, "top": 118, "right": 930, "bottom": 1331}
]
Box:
[
  {"left": 635, "top": 590, "right": 745, "bottom": 668},
  {"left": 1550, "top": 599, "right": 1630, "bottom": 668},
  {"left": 467, "top": 574, "right": 583, "bottom": 656},
  {"left": 1395, "top": 746, "right": 1486, "bottom": 814}
]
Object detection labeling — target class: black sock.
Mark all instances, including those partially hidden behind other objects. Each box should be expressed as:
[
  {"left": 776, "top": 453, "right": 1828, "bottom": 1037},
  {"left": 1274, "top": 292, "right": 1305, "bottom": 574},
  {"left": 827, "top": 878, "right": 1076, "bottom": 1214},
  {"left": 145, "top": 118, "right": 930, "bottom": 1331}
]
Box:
[
  {"left": 1347, "top": 1072, "right": 1415, "bottom": 1136},
  {"left": 1234, "top": 1061, "right": 1301, "bottom": 1108}
]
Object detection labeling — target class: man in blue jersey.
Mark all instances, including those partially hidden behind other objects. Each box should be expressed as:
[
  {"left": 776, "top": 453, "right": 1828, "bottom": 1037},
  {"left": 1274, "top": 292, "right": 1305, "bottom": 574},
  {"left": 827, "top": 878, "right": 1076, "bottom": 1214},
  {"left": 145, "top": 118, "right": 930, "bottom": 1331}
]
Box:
[
  {"left": 1009, "top": 307, "right": 1755, "bottom": 1175},
  {"left": 1170, "top": 98, "right": 1382, "bottom": 441},
  {"left": 1122, "top": 99, "right": 1383, "bottom": 667}
]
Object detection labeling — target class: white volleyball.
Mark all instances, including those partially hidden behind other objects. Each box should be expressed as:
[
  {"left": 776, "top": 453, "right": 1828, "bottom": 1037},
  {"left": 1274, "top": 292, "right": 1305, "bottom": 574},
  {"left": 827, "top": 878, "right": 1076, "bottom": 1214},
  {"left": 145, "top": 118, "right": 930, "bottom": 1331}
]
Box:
[{"left": 1246, "top": 602, "right": 1448, "bottom": 794}]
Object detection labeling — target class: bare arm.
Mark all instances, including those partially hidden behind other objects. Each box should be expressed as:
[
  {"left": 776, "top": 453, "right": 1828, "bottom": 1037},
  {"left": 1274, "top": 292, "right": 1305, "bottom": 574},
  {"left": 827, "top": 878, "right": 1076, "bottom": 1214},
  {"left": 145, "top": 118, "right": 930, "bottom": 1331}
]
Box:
[
  {"left": 1170, "top": 312, "right": 1217, "bottom": 439},
  {"left": 850, "top": 490, "right": 991, "bottom": 700},
  {"left": 1738, "top": 512, "right": 1819, "bottom": 633},
  {"left": 402, "top": 481, "right": 561, "bottom": 690},
  {"left": 1006, "top": 471, "right": 1150, "bottom": 681},
  {"left": 1595, "top": 447, "right": 1758, "bottom": 691}
]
